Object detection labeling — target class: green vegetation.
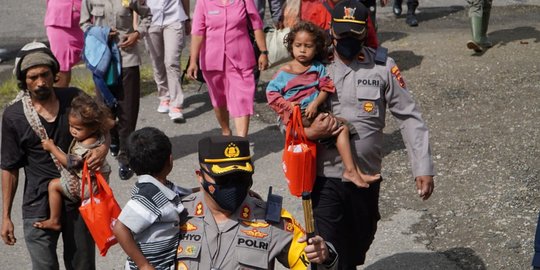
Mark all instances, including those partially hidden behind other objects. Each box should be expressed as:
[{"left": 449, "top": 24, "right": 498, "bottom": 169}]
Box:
[
  {"left": 0, "top": 77, "right": 18, "bottom": 106},
  {"left": 0, "top": 64, "right": 157, "bottom": 108}
]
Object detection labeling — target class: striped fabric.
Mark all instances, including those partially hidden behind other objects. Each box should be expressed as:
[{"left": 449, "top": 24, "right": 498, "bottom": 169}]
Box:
[{"left": 118, "top": 175, "right": 185, "bottom": 270}]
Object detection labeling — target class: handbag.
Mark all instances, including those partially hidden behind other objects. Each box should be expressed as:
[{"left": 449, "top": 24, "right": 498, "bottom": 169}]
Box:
[
  {"left": 79, "top": 161, "right": 122, "bottom": 256},
  {"left": 241, "top": 0, "right": 261, "bottom": 81},
  {"left": 282, "top": 106, "right": 317, "bottom": 197},
  {"left": 265, "top": 27, "right": 291, "bottom": 68},
  {"left": 181, "top": 57, "right": 205, "bottom": 84}
]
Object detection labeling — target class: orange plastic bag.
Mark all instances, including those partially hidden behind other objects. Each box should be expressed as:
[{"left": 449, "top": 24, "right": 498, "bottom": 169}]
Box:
[
  {"left": 79, "top": 162, "right": 121, "bottom": 256},
  {"left": 282, "top": 106, "right": 317, "bottom": 197}
]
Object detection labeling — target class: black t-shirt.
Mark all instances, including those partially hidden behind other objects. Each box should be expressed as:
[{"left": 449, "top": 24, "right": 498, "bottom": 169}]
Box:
[{"left": 1, "top": 88, "right": 82, "bottom": 218}]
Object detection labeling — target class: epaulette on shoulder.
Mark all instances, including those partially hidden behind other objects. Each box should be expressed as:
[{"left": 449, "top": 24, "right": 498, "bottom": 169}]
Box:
[
  {"left": 181, "top": 192, "right": 197, "bottom": 203},
  {"left": 374, "top": 46, "right": 388, "bottom": 66}
]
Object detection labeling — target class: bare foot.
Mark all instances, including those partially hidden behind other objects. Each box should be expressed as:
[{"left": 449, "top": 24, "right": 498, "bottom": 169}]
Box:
[
  {"left": 357, "top": 167, "right": 381, "bottom": 185},
  {"left": 342, "top": 168, "right": 370, "bottom": 188},
  {"left": 33, "top": 219, "right": 61, "bottom": 231}
]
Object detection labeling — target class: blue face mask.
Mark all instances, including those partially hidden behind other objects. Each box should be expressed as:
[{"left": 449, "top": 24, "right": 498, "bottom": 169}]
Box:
[
  {"left": 334, "top": 36, "right": 363, "bottom": 60},
  {"left": 201, "top": 169, "right": 253, "bottom": 213}
]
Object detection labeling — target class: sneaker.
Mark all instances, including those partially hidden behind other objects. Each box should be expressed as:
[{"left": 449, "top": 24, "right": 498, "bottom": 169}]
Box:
[
  {"left": 157, "top": 100, "right": 170, "bottom": 113},
  {"left": 169, "top": 107, "right": 185, "bottom": 123}
]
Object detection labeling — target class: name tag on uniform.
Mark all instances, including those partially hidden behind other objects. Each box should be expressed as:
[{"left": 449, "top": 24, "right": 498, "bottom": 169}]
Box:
[{"left": 208, "top": 10, "right": 220, "bottom": 15}]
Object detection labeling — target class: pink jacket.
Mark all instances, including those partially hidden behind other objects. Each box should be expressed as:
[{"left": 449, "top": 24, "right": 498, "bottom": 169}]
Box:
[
  {"left": 44, "top": 0, "right": 81, "bottom": 28},
  {"left": 191, "top": 0, "right": 263, "bottom": 71}
]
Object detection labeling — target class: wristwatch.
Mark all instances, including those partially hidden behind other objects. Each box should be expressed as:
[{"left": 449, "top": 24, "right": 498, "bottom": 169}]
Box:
[{"left": 260, "top": 50, "right": 269, "bottom": 55}]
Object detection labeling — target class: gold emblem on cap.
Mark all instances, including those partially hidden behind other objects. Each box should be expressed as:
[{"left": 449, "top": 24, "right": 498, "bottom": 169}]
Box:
[
  {"left": 224, "top": 143, "right": 240, "bottom": 158},
  {"left": 211, "top": 162, "right": 253, "bottom": 174},
  {"left": 343, "top": 6, "right": 356, "bottom": 20}
]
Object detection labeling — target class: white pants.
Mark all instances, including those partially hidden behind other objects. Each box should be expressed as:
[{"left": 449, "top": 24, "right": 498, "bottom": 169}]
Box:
[{"left": 144, "top": 21, "right": 186, "bottom": 109}]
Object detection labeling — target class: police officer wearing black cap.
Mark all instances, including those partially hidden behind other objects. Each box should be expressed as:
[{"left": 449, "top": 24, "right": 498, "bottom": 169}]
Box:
[
  {"left": 305, "top": 1, "right": 435, "bottom": 269},
  {"left": 177, "top": 136, "right": 338, "bottom": 269}
]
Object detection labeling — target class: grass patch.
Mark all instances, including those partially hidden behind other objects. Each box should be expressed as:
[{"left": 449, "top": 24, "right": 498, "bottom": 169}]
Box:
[
  {"left": 0, "top": 77, "right": 18, "bottom": 106},
  {"left": 0, "top": 62, "right": 193, "bottom": 109}
]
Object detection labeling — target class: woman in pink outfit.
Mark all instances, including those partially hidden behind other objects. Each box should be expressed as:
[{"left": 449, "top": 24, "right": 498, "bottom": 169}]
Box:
[
  {"left": 187, "top": 0, "right": 269, "bottom": 137},
  {"left": 44, "top": 0, "right": 85, "bottom": 87}
]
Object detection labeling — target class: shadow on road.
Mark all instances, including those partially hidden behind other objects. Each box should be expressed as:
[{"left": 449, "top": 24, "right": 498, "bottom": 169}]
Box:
[
  {"left": 170, "top": 129, "right": 221, "bottom": 160},
  {"left": 365, "top": 247, "right": 486, "bottom": 270},
  {"left": 388, "top": 50, "right": 424, "bottom": 71},
  {"left": 415, "top": 6, "right": 466, "bottom": 24},
  {"left": 379, "top": 31, "right": 409, "bottom": 44},
  {"left": 182, "top": 89, "right": 213, "bottom": 119},
  {"left": 490, "top": 26, "right": 540, "bottom": 46},
  {"left": 250, "top": 125, "right": 284, "bottom": 162},
  {"left": 169, "top": 125, "right": 283, "bottom": 162}
]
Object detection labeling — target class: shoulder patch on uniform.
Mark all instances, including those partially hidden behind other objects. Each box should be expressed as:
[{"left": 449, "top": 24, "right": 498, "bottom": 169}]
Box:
[
  {"left": 195, "top": 202, "right": 204, "bottom": 216},
  {"left": 241, "top": 205, "right": 251, "bottom": 219},
  {"left": 181, "top": 193, "right": 197, "bottom": 202},
  {"left": 281, "top": 209, "right": 306, "bottom": 234},
  {"left": 391, "top": 65, "right": 406, "bottom": 88}
]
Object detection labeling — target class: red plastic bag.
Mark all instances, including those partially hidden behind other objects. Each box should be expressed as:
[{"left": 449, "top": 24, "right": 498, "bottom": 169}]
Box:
[
  {"left": 282, "top": 106, "right": 317, "bottom": 197},
  {"left": 79, "top": 162, "right": 121, "bottom": 256}
]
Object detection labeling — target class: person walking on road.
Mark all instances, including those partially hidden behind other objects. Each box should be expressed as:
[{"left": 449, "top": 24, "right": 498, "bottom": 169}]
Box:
[
  {"left": 80, "top": 0, "right": 152, "bottom": 180},
  {"left": 304, "top": 1, "right": 435, "bottom": 268},
  {"left": 44, "top": 0, "right": 85, "bottom": 87},
  {"left": 393, "top": 0, "right": 419, "bottom": 26},
  {"left": 145, "top": 0, "right": 190, "bottom": 123},
  {"left": 187, "top": 0, "right": 269, "bottom": 137},
  {"left": 466, "top": 0, "right": 493, "bottom": 52},
  {"left": 1, "top": 42, "right": 108, "bottom": 270},
  {"left": 176, "top": 135, "right": 338, "bottom": 269},
  {"left": 114, "top": 127, "right": 190, "bottom": 270}
]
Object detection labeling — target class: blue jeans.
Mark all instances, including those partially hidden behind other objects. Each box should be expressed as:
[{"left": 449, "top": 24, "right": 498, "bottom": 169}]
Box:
[{"left": 23, "top": 208, "right": 95, "bottom": 270}]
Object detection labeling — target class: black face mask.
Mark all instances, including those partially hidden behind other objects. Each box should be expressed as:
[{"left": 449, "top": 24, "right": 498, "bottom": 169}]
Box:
[
  {"left": 31, "top": 86, "right": 53, "bottom": 101},
  {"left": 201, "top": 169, "right": 253, "bottom": 213},
  {"left": 334, "top": 36, "right": 363, "bottom": 60}
]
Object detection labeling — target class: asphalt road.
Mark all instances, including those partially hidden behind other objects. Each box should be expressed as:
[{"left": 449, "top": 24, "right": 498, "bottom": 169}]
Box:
[{"left": 1, "top": 0, "right": 540, "bottom": 269}]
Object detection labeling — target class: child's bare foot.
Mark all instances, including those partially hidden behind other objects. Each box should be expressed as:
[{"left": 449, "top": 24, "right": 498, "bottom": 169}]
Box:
[
  {"left": 33, "top": 219, "right": 61, "bottom": 231},
  {"left": 357, "top": 167, "right": 381, "bottom": 185},
  {"left": 343, "top": 168, "right": 370, "bottom": 188}
]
